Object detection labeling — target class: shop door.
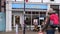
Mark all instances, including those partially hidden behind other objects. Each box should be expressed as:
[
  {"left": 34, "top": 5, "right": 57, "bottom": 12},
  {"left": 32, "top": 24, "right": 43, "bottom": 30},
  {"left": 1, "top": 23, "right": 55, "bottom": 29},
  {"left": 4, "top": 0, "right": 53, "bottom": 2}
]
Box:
[
  {"left": 15, "top": 16, "right": 20, "bottom": 25},
  {"left": 0, "top": 12, "right": 6, "bottom": 31},
  {"left": 12, "top": 15, "right": 21, "bottom": 30}
]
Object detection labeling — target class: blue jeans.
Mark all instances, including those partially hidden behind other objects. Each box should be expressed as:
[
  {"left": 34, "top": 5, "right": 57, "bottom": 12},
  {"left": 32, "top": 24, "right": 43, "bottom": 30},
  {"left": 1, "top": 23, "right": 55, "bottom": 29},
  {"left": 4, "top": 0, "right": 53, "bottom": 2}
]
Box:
[{"left": 46, "top": 29, "right": 55, "bottom": 34}]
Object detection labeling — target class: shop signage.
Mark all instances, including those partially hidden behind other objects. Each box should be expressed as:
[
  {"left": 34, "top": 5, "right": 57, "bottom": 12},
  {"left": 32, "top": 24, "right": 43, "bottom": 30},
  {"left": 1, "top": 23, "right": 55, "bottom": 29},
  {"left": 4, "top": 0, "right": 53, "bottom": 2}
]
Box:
[{"left": 12, "top": 3, "right": 48, "bottom": 10}]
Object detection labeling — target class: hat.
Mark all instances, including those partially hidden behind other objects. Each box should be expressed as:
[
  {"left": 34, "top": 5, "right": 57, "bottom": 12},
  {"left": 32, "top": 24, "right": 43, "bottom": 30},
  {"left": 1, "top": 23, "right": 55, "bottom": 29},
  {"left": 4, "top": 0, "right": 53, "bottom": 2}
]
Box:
[
  {"left": 48, "top": 8, "right": 53, "bottom": 12},
  {"left": 48, "top": 11, "right": 56, "bottom": 14}
]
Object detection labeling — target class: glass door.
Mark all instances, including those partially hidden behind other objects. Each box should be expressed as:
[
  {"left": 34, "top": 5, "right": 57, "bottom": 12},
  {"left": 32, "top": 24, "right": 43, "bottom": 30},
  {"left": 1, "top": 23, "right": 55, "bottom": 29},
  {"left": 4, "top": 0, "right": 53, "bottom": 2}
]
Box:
[{"left": 12, "top": 15, "right": 21, "bottom": 30}]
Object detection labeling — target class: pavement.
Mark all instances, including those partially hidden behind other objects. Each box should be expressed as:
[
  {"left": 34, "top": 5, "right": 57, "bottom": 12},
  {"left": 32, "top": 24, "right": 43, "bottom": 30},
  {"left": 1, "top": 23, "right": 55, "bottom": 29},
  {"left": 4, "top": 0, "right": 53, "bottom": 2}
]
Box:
[{"left": 0, "top": 30, "right": 60, "bottom": 34}]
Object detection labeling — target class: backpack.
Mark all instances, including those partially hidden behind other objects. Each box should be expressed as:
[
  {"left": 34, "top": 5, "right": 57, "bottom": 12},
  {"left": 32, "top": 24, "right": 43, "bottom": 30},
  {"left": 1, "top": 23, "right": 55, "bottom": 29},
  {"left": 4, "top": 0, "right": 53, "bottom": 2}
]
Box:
[{"left": 49, "top": 14, "right": 59, "bottom": 27}]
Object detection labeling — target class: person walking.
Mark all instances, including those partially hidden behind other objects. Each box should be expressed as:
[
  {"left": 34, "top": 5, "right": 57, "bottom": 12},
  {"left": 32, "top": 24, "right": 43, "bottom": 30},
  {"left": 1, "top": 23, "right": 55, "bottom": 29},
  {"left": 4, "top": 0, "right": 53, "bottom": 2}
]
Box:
[{"left": 42, "top": 8, "right": 59, "bottom": 34}]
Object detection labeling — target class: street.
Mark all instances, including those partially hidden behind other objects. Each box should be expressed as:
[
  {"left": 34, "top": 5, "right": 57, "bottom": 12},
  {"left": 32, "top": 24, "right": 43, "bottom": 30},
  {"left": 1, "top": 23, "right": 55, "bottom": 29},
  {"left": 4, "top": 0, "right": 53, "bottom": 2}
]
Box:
[{"left": 0, "top": 30, "right": 59, "bottom": 34}]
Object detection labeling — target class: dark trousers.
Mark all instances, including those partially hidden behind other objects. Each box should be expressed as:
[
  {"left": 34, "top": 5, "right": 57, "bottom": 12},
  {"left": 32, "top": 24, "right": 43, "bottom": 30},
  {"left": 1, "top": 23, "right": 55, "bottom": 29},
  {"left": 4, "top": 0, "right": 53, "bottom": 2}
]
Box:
[
  {"left": 46, "top": 29, "right": 55, "bottom": 34},
  {"left": 58, "top": 26, "right": 60, "bottom": 32}
]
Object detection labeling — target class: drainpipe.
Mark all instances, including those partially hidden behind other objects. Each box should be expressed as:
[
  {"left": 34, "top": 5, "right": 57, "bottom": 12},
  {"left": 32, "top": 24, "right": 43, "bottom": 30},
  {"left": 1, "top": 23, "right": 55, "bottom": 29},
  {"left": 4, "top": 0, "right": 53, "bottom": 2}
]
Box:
[{"left": 23, "top": 0, "right": 25, "bottom": 34}]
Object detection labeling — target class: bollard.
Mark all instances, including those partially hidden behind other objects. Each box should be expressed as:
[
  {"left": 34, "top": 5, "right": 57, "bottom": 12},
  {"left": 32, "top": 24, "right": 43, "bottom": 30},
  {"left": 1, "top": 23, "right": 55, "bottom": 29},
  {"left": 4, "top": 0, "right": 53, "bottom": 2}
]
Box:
[
  {"left": 16, "top": 24, "right": 18, "bottom": 34},
  {"left": 38, "top": 31, "right": 44, "bottom": 34},
  {"left": 23, "top": 24, "right": 25, "bottom": 34},
  {"left": 38, "top": 25, "right": 44, "bottom": 34}
]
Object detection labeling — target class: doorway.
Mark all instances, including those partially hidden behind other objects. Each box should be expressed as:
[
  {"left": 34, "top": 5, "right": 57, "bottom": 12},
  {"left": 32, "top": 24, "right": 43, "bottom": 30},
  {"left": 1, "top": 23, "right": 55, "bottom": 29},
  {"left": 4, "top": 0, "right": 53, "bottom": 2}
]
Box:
[{"left": 12, "top": 15, "right": 21, "bottom": 30}]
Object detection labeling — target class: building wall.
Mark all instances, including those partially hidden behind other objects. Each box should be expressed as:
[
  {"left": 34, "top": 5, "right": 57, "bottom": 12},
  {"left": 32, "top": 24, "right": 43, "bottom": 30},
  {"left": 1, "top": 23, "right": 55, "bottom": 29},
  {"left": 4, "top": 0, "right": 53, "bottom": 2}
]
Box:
[
  {"left": 28, "top": 0, "right": 41, "bottom": 2},
  {"left": 6, "top": 0, "right": 24, "bottom": 32},
  {"left": 6, "top": 0, "right": 24, "bottom": 1},
  {"left": 6, "top": 0, "right": 60, "bottom": 3},
  {"left": 6, "top": 0, "right": 60, "bottom": 32},
  {"left": 6, "top": 0, "right": 12, "bottom": 32},
  {"left": 43, "top": 0, "right": 60, "bottom": 3},
  {"left": 0, "top": 0, "right": 6, "bottom": 12}
]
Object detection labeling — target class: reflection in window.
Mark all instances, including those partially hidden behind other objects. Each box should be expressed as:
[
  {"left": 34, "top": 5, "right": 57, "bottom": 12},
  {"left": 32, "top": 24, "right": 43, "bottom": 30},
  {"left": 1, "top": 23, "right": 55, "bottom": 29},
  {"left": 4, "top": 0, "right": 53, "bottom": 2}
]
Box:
[
  {"left": 1, "top": 7, "right": 4, "bottom": 12},
  {"left": 25, "top": 11, "right": 31, "bottom": 14},
  {"left": 25, "top": 16, "right": 31, "bottom": 25}
]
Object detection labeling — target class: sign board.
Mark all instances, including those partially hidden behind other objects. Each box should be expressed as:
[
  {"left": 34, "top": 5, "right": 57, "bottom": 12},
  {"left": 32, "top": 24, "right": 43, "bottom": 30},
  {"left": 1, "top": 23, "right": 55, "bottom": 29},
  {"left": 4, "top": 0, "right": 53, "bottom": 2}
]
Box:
[
  {"left": 12, "top": 3, "right": 48, "bottom": 10},
  {"left": 39, "top": 17, "right": 44, "bottom": 20},
  {"left": 0, "top": 12, "right": 6, "bottom": 31}
]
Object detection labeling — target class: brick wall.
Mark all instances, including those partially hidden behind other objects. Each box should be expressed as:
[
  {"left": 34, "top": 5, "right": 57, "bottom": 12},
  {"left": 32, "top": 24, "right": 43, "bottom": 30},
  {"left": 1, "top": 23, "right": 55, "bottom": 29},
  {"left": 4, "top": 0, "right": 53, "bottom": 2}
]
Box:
[{"left": 0, "top": 0, "right": 6, "bottom": 12}]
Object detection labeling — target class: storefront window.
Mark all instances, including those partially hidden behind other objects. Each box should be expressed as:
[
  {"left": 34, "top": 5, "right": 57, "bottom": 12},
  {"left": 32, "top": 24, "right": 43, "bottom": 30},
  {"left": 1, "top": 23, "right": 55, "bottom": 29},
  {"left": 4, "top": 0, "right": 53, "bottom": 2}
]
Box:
[
  {"left": 32, "top": 15, "right": 39, "bottom": 25},
  {"left": 25, "top": 15, "right": 31, "bottom": 25},
  {"left": 25, "top": 11, "right": 46, "bottom": 26}
]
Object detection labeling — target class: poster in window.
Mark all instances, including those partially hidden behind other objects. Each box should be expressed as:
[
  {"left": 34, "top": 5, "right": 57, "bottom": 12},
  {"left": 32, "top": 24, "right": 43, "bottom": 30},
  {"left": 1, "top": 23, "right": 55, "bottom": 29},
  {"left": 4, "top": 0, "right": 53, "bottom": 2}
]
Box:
[{"left": 33, "top": 19, "right": 38, "bottom": 25}]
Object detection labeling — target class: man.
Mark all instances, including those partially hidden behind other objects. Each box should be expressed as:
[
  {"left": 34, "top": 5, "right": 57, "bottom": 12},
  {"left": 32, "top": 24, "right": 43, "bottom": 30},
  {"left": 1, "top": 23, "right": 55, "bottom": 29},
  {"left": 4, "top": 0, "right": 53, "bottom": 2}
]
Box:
[
  {"left": 46, "top": 8, "right": 59, "bottom": 29},
  {"left": 42, "top": 8, "right": 59, "bottom": 34},
  {"left": 49, "top": 11, "right": 59, "bottom": 29}
]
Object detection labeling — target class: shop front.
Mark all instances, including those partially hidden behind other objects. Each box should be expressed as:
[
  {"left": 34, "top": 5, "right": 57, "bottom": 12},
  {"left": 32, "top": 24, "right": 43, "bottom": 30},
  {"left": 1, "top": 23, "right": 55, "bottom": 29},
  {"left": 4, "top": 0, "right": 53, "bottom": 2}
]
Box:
[{"left": 11, "top": 3, "right": 48, "bottom": 31}]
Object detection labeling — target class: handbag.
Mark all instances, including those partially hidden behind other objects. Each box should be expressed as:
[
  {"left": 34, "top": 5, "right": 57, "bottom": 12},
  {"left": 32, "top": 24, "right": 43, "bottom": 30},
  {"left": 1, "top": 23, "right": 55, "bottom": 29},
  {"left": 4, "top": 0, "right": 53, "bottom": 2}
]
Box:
[{"left": 50, "top": 20, "right": 54, "bottom": 26}]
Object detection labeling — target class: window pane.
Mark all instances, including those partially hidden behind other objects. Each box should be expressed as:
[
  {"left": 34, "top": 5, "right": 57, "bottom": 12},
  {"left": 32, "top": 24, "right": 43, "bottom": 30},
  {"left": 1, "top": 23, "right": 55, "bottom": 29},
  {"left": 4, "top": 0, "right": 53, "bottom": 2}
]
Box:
[
  {"left": 29, "top": 0, "right": 41, "bottom": 2},
  {"left": 25, "top": 15, "right": 31, "bottom": 25},
  {"left": 12, "top": 0, "right": 15, "bottom": 1},
  {"left": 1, "top": 8, "right": 4, "bottom": 12},
  {"left": 50, "top": 0, "right": 54, "bottom": 1},
  {"left": 12, "top": 0, "right": 24, "bottom": 1},
  {"left": 1, "top": 0, "right": 4, "bottom": 6},
  {"left": 16, "top": 0, "right": 24, "bottom": 1}
]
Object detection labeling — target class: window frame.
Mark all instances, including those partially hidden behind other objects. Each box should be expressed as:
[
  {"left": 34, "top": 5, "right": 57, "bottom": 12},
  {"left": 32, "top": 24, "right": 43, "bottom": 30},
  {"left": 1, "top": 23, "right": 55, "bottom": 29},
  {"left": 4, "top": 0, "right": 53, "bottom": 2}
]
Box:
[{"left": 50, "top": 0, "right": 54, "bottom": 1}]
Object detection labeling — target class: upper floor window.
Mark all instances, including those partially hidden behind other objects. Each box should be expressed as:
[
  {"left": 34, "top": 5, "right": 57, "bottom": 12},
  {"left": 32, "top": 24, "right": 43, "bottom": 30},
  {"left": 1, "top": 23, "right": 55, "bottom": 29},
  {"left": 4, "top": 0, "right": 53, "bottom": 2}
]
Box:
[
  {"left": 50, "top": 5, "right": 59, "bottom": 15},
  {"left": 29, "top": 0, "right": 41, "bottom": 2},
  {"left": 50, "top": 0, "right": 54, "bottom": 1},
  {"left": 12, "top": 0, "right": 24, "bottom": 1}
]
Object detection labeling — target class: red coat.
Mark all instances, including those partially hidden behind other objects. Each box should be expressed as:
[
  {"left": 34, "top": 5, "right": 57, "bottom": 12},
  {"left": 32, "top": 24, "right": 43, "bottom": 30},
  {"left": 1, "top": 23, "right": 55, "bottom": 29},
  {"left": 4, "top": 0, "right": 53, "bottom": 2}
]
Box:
[{"left": 50, "top": 14, "right": 59, "bottom": 25}]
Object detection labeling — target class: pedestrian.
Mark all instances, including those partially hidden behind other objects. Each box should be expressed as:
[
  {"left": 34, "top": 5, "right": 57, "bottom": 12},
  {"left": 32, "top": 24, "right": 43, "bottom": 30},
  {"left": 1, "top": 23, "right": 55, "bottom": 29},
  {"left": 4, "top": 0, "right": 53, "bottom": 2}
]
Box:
[
  {"left": 16, "top": 23, "right": 18, "bottom": 34},
  {"left": 46, "top": 10, "right": 59, "bottom": 34},
  {"left": 49, "top": 11, "right": 59, "bottom": 29},
  {"left": 46, "top": 26, "right": 55, "bottom": 34},
  {"left": 42, "top": 8, "right": 58, "bottom": 34}
]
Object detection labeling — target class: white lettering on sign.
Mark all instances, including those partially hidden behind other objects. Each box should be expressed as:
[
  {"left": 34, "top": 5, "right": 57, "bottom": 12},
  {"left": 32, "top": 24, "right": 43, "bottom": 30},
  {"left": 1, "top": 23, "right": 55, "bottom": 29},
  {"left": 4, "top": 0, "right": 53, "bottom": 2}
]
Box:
[
  {"left": 33, "top": 6, "right": 39, "bottom": 8},
  {"left": 39, "top": 17, "right": 44, "bottom": 20}
]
